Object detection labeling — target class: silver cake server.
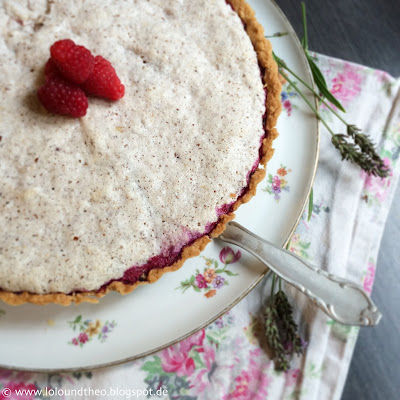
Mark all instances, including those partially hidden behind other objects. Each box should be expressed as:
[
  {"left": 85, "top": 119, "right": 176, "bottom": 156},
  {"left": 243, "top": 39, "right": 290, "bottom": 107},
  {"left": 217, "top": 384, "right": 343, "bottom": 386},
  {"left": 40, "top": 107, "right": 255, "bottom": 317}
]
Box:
[{"left": 219, "top": 221, "right": 381, "bottom": 326}]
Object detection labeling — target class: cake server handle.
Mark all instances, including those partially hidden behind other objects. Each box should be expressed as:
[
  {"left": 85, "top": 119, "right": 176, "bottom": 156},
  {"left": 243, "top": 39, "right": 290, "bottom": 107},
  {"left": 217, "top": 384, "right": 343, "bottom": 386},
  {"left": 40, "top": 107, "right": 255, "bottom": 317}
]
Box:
[{"left": 219, "top": 221, "right": 381, "bottom": 326}]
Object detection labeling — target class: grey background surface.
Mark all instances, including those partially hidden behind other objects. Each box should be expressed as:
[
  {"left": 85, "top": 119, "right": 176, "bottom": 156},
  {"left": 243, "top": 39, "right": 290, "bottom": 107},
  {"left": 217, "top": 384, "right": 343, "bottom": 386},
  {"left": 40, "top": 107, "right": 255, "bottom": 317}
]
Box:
[{"left": 276, "top": 0, "right": 400, "bottom": 399}]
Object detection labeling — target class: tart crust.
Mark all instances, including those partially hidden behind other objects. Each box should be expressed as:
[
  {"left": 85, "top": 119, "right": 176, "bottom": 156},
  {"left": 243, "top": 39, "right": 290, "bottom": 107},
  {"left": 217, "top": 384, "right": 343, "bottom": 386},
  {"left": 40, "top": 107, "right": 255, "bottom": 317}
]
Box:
[{"left": 0, "top": 0, "right": 281, "bottom": 306}]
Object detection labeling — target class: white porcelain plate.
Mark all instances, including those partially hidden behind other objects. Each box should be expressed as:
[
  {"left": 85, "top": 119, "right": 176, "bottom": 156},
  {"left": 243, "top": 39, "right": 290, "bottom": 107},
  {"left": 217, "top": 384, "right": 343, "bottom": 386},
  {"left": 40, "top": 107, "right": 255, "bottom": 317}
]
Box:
[{"left": 0, "top": 0, "right": 319, "bottom": 371}]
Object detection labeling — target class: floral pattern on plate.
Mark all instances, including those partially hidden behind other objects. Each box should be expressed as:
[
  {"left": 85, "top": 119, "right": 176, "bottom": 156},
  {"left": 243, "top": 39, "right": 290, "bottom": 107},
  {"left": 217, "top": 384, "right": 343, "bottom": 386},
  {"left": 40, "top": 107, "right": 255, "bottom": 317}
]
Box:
[
  {"left": 263, "top": 164, "right": 291, "bottom": 202},
  {"left": 281, "top": 83, "right": 298, "bottom": 116},
  {"left": 177, "top": 247, "right": 241, "bottom": 298},
  {"left": 68, "top": 316, "right": 116, "bottom": 347}
]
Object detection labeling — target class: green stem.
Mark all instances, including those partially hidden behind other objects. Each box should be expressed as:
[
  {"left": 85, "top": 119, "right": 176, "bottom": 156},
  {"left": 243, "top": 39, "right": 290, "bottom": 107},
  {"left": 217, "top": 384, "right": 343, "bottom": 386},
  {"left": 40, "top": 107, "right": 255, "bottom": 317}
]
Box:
[
  {"left": 308, "top": 187, "right": 314, "bottom": 221},
  {"left": 271, "top": 273, "right": 277, "bottom": 298},
  {"left": 278, "top": 69, "right": 335, "bottom": 135},
  {"left": 275, "top": 54, "right": 347, "bottom": 126},
  {"left": 265, "top": 32, "right": 289, "bottom": 38},
  {"left": 301, "top": 2, "right": 308, "bottom": 51}
]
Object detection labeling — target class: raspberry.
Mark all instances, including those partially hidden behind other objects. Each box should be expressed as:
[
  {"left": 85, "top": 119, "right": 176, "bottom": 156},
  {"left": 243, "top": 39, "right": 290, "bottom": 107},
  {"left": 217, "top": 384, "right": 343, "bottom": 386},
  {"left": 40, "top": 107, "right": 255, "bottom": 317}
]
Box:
[
  {"left": 44, "top": 58, "right": 61, "bottom": 80},
  {"left": 81, "top": 55, "right": 125, "bottom": 101},
  {"left": 37, "top": 40, "right": 124, "bottom": 117},
  {"left": 37, "top": 77, "right": 88, "bottom": 118},
  {"left": 50, "top": 39, "right": 94, "bottom": 84}
]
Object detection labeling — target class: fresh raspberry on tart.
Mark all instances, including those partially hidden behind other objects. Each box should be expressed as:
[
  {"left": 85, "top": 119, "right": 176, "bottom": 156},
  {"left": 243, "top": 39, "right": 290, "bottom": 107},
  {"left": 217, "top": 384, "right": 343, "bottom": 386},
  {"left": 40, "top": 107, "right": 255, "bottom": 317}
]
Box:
[
  {"left": 37, "top": 76, "right": 89, "bottom": 117},
  {"left": 50, "top": 39, "right": 94, "bottom": 84},
  {"left": 81, "top": 55, "right": 125, "bottom": 101},
  {"left": 38, "top": 41, "right": 125, "bottom": 117},
  {"left": 44, "top": 58, "right": 61, "bottom": 80}
]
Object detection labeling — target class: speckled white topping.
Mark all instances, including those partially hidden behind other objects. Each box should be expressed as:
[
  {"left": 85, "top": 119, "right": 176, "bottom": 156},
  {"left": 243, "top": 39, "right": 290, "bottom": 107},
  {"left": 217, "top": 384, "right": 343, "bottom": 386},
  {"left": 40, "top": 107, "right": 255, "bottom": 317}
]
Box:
[{"left": 0, "top": 0, "right": 265, "bottom": 294}]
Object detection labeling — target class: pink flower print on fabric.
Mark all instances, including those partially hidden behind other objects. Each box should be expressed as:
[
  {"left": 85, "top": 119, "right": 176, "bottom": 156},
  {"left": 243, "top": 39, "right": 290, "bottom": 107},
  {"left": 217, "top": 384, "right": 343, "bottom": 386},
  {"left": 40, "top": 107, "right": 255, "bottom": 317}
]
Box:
[
  {"left": 222, "top": 349, "right": 272, "bottom": 400},
  {"left": 191, "top": 345, "right": 217, "bottom": 393},
  {"left": 373, "top": 68, "right": 394, "bottom": 86},
  {"left": 247, "top": 349, "right": 271, "bottom": 400},
  {"left": 162, "top": 353, "right": 195, "bottom": 377},
  {"left": 178, "top": 329, "right": 205, "bottom": 354},
  {"left": 0, "top": 371, "right": 33, "bottom": 382},
  {"left": 363, "top": 260, "right": 376, "bottom": 294},
  {"left": 224, "top": 371, "right": 251, "bottom": 400},
  {"left": 0, "top": 382, "right": 37, "bottom": 400},
  {"left": 161, "top": 329, "right": 205, "bottom": 377},
  {"left": 284, "top": 368, "right": 302, "bottom": 387},
  {"left": 362, "top": 157, "right": 392, "bottom": 203},
  {"left": 222, "top": 370, "right": 269, "bottom": 400},
  {"left": 329, "top": 63, "right": 363, "bottom": 108}
]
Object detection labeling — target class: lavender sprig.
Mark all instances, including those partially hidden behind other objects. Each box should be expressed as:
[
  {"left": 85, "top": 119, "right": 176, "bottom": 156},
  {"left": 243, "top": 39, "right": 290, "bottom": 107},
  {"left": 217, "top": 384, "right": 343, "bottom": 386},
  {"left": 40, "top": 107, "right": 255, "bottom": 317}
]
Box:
[
  {"left": 270, "top": 4, "right": 390, "bottom": 178},
  {"left": 264, "top": 275, "right": 306, "bottom": 371},
  {"left": 332, "top": 128, "right": 388, "bottom": 177},
  {"left": 274, "top": 290, "right": 304, "bottom": 356},
  {"left": 264, "top": 305, "right": 290, "bottom": 371}
]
